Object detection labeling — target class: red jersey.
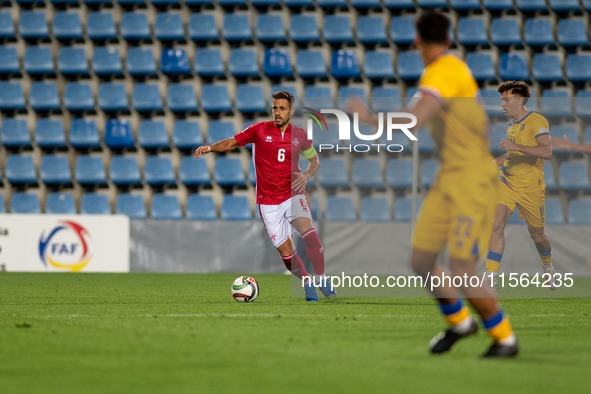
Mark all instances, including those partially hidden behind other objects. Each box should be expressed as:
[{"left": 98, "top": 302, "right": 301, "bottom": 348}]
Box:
[{"left": 234, "top": 121, "right": 313, "bottom": 205}]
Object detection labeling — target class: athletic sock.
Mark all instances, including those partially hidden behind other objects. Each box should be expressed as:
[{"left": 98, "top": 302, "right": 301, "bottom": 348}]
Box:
[
  {"left": 483, "top": 310, "right": 516, "bottom": 346},
  {"left": 439, "top": 299, "right": 473, "bottom": 334},
  {"left": 301, "top": 228, "right": 325, "bottom": 276},
  {"left": 539, "top": 247, "right": 552, "bottom": 266},
  {"left": 281, "top": 252, "right": 310, "bottom": 281},
  {"left": 486, "top": 251, "right": 502, "bottom": 273}
]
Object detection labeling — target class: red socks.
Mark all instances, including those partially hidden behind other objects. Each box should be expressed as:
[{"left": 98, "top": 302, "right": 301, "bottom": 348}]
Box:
[
  {"left": 281, "top": 252, "right": 309, "bottom": 279},
  {"left": 301, "top": 228, "right": 325, "bottom": 276}
]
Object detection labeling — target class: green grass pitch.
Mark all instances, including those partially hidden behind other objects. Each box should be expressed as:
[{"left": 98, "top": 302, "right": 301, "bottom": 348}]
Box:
[{"left": 1, "top": 273, "right": 589, "bottom": 394}]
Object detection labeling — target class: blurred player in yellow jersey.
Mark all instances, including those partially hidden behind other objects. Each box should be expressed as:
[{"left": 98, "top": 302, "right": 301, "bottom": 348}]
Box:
[
  {"left": 347, "top": 12, "right": 517, "bottom": 358},
  {"left": 486, "top": 81, "right": 558, "bottom": 291}
]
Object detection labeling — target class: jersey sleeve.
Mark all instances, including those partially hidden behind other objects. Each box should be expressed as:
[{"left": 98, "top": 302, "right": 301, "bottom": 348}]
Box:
[
  {"left": 532, "top": 116, "right": 550, "bottom": 140},
  {"left": 418, "top": 63, "right": 453, "bottom": 100},
  {"left": 234, "top": 124, "right": 257, "bottom": 147}
]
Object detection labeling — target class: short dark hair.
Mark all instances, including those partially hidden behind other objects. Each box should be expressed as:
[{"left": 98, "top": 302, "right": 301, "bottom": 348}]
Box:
[
  {"left": 272, "top": 91, "right": 295, "bottom": 108},
  {"left": 415, "top": 12, "right": 450, "bottom": 45},
  {"left": 498, "top": 81, "right": 531, "bottom": 105}
]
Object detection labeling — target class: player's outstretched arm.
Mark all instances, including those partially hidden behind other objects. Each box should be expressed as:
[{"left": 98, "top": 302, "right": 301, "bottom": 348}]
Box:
[
  {"left": 552, "top": 135, "right": 591, "bottom": 154},
  {"left": 195, "top": 137, "right": 240, "bottom": 158}
]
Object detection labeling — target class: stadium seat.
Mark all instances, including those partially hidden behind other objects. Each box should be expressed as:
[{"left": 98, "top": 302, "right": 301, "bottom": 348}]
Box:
[
  {"left": 116, "top": 194, "right": 147, "bottom": 219},
  {"left": 310, "top": 121, "right": 339, "bottom": 150},
  {"left": 490, "top": 18, "right": 521, "bottom": 47},
  {"left": 394, "top": 196, "right": 422, "bottom": 222},
  {"left": 584, "top": 126, "right": 591, "bottom": 144},
  {"left": 248, "top": 160, "right": 256, "bottom": 185},
  {"left": 466, "top": 53, "right": 495, "bottom": 81},
  {"left": 559, "top": 161, "right": 591, "bottom": 191},
  {"left": 544, "top": 198, "right": 564, "bottom": 224},
  {"left": 46, "top": 193, "right": 76, "bottom": 214},
  {"left": 568, "top": 200, "right": 591, "bottom": 225},
  {"left": 6, "top": 155, "right": 36, "bottom": 184},
  {"left": 208, "top": 121, "right": 235, "bottom": 145},
  {"left": 104, "top": 119, "right": 135, "bottom": 149},
  {"left": 189, "top": 13, "right": 218, "bottom": 42},
  {"left": 138, "top": 120, "right": 168, "bottom": 149},
  {"left": 338, "top": 86, "right": 367, "bottom": 110},
  {"left": 0, "top": 194, "right": 4, "bottom": 214},
  {"left": 179, "top": 157, "right": 210, "bottom": 186},
  {"left": 549, "top": 0, "right": 582, "bottom": 11},
  {"left": 220, "top": 195, "right": 251, "bottom": 221},
  {"left": 371, "top": 87, "right": 402, "bottom": 113},
  {"left": 482, "top": 0, "right": 514, "bottom": 9},
  {"left": 317, "top": 0, "right": 348, "bottom": 8},
  {"left": 351, "top": 0, "right": 381, "bottom": 8},
  {"left": 222, "top": 14, "right": 252, "bottom": 42},
  {"left": 186, "top": 194, "right": 216, "bottom": 220},
  {"left": 24, "top": 46, "right": 54, "bottom": 76},
  {"left": 195, "top": 48, "right": 224, "bottom": 77},
  {"left": 325, "top": 196, "right": 356, "bottom": 222},
  {"left": 544, "top": 162, "right": 557, "bottom": 191},
  {"left": 35, "top": 119, "right": 66, "bottom": 149},
  {"left": 384, "top": 0, "right": 415, "bottom": 8},
  {"left": 533, "top": 54, "right": 564, "bottom": 82},
  {"left": 357, "top": 16, "right": 387, "bottom": 44},
  {"left": 0, "top": 11, "right": 15, "bottom": 41},
  {"left": 390, "top": 16, "right": 416, "bottom": 45},
  {"left": 1, "top": 118, "right": 31, "bottom": 149},
  {"left": 201, "top": 85, "right": 232, "bottom": 113},
  {"left": 499, "top": 53, "right": 530, "bottom": 81},
  {"left": 64, "top": 83, "right": 96, "bottom": 113},
  {"left": 58, "top": 47, "right": 89, "bottom": 76},
  {"left": 352, "top": 159, "right": 383, "bottom": 188},
  {"left": 290, "top": 15, "right": 320, "bottom": 44},
  {"left": 387, "top": 159, "right": 413, "bottom": 189},
  {"left": 10, "top": 193, "right": 41, "bottom": 214},
  {"left": 303, "top": 86, "right": 333, "bottom": 110},
  {"left": 87, "top": 12, "right": 117, "bottom": 41},
  {"left": 229, "top": 48, "right": 259, "bottom": 77},
  {"left": 214, "top": 157, "right": 245, "bottom": 186},
  {"left": 516, "top": 0, "right": 548, "bottom": 11},
  {"left": 449, "top": 0, "right": 481, "bottom": 10},
  {"left": 397, "top": 51, "right": 424, "bottom": 80},
  {"left": 236, "top": 85, "right": 266, "bottom": 113},
  {"left": 152, "top": 0, "right": 182, "bottom": 6},
  {"left": 575, "top": 90, "right": 591, "bottom": 117},
  {"left": 167, "top": 84, "right": 198, "bottom": 113},
  {"left": 551, "top": 125, "right": 578, "bottom": 154},
  {"left": 421, "top": 159, "right": 439, "bottom": 188},
  {"left": 524, "top": 19, "right": 555, "bottom": 47},
  {"left": 151, "top": 194, "right": 182, "bottom": 220},
  {"left": 264, "top": 49, "right": 293, "bottom": 77},
  {"left": 81, "top": 193, "right": 111, "bottom": 215},
  {"left": 120, "top": 12, "right": 151, "bottom": 41},
  {"left": 75, "top": 155, "right": 107, "bottom": 185},
  {"left": 324, "top": 16, "right": 353, "bottom": 44},
  {"left": 126, "top": 48, "right": 157, "bottom": 76},
  {"left": 69, "top": 119, "right": 100, "bottom": 150},
  {"left": 133, "top": 84, "right": 163, "bottom": 112},
  {"left": 110, "top": 156, "right": 141, "bottom": 186},
  {"left": 360, "top": 197, "right": 391, "bottom": 222},
  {"left": 457, "top": 18, "right": 488, "bottom": 46},
  {"left": 155, "top": 13, "right": 184, "bottom": 41},
  {"left": 296, "top": 51, "right": 327, "bottom": 79},
  {"left": 480, "top": 89, "right": 504, "bottom": 117},
  {"left": 40, "top": 155, "right": 71, "bottom": 185},
  {"left": 417, "top": 129, "right": 435, "bottom": 153},
  {"left": 317, "top": 158, "right": 349, "bottom": 187},
  {"left": 489, "top": 124, "right": 506, "bottom": 154},
  {"left": 173, "top": 120, "right": 203, "bottom": 149},
  {"left": 29, "top": 82, "right": 60, "bottom": 112},
  {"left": 53, "top": 12, "right": 83, "bottom": 41},
  {"left": 0, "top": 47, "right": 19, "bottom": 75},
  {"left": 161, "top": 49, "right": 191, "bottom": 75},
  {"left": 541, "top": 90, "right": 572, "bottom": 118},
  {"left": 98, "top": 83, "right": 129, "bottom": 112},
  {"left": 416, "top": 0, "right": 447, "bottom": 6},
  {"left": 92, "top": 47, "right": 123, "bottom": 76},
  {"left": 566, "top": 54, "right": 591, "bottom": 82},
  {"left": 364, "top": 52, "right": 395, "bottom": 80},
  {"left": 256, "top": 14, "right": 286, "bottom": 42},
  {"left": 19, "top": 11, "right": 49, "bottom": 40},
  {"left": 331, "top": 50, "right": 360, "bottom": 79},
  {"left": 145, "top": 157, "right": 175, "bottom": 186},
  {"left": 557, "top": 20, "right": 589, "bottom": 47}
]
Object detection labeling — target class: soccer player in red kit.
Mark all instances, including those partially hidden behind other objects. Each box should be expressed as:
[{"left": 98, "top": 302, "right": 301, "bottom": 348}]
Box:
[{"left": 194, "top": 91, "right": 335, "bottom": 301}]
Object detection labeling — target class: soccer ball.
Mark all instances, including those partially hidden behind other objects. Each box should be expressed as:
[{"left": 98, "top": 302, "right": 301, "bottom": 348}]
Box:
[{"left": 231, "top": 276, "right": 259, "bottom": 302}]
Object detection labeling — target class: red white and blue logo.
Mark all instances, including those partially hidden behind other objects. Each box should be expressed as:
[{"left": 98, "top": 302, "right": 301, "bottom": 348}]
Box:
[{"left": 38, "top": 221, "right": 93, "bottom": 272}]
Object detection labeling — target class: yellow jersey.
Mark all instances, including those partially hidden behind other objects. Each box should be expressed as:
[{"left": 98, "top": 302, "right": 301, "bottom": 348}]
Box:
[
  {"left": 500, "top": 112, "right": 549, "bottom": 192},
  {"left": 418, "top": 54, "right": 495, "bottom": 174}
]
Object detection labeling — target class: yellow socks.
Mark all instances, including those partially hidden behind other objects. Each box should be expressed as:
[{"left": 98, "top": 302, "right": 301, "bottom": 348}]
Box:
[{"left": 486, "top": 251, "right": 502, "bottom": 273}]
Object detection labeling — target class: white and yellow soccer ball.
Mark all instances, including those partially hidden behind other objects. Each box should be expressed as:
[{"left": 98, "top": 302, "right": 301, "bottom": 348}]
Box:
[{"left": 231, "top": 276, "right": 259, "bottom": 302}]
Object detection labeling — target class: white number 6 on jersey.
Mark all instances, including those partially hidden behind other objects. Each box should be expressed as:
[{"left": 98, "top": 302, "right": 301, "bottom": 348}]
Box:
[{"left": 277, "top": 149, "right": 285, "bottom": 162}]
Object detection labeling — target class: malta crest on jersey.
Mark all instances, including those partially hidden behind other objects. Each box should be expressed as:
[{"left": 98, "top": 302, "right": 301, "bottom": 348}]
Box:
[{"left": 292, "top": 138, "right": 300, "bottom": 147}]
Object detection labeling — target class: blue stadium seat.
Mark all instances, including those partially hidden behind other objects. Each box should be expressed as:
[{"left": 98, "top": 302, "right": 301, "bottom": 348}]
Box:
[
  {"left": 208, "top": 121, "right": 235, "bottom": 143},
  {"left": 371, "top": 87, "right": 402, "bottom": 113},
  {"left": 480, "top": 89, "right": 504, "bottom": 117},
  {"left": 533, "top": 54, "right": 564, "bottom": 82},
  {"left": 138, "top": 120, "right": 168, "bottom": 149},
  {"left": 40, "top": 155, "right": 71, "bottom": 184},
  {"left": 360, "top": 197, "right": 391, "bottom": 222},
  {"left": 303, "top": 86, "right": 333, "bottom": 110},
  {"left": 92, "top": 47, "right": 123, "bottom": 76},
  {"left": 0, "top": 194, "right": 4, "bottom": 214},
  {"left": 10, "top": 193, "right": 41, "bottom": 214},
  {"left": 482, "top": 0, "right": 514, "bottom": 9},
  {"left": 390, "top": 16, "right": 416, "bottom": 45},
  {"left": 317, "top": 0, "right": 348, "bottom": 7},
  {"left": 580, "top": 0, "right": 591, "bottom": 10},
  {"left": 516, "top": 0, "right": 548, "bottom": 11},
  {"left": 584, "top": 126, "right": 591, "bottom": 143},
  {"left": 490, "top": 18, "right": 521, "bottom": 47},
  {"left": 0, "top": 47, "right": 18, "bottom": 75},
  {"left": 161, "top": 49, "right": 191, "bottom": 75},
  {"left": 416, "top": 0, "right": 447, "bottom": 6},
  {"left": 58, "top": 47, "right": 89, "bottom": 76},
  {"left": 24, "top": 46, "right": 54, "bottom": 75},
  {"left": 120, "top": 12, "right": 151, "bottom": 41},
  {"left": 324, "top": 16, "right": 353, "bottom": 44},
  {"left": 566, "top": 54, "right": 591, "bottom": 82},
  {"left": 155, "top": 13, "right": 184, "bottom": 41},
  {"left": 466, "top": 53, "right": 495, "bottom": 81},
  {"left": 180, "top": 156, "right": 210, "bottom": 186},
  {"left": 110, "top": 156, "right": 141, "bottom": 186},
  {"left": 1, "top": 118, "right": 31, "bottom": 149},
  {"left": 351, "top": 0, "right": 381, "bottom": 8},
  {"left": 317, "top": 158, "right": 348, "bottom": 187},
  {"left": 29, "top": 82, "right": 60, "bottom": 112},
  {"left": 99, "top": 83, "right": 129, "bottom": 112},
  {"left": 575, "top": 90, "right": 591, "bottom": 117},
  {"left": 384, "top": 0, "right": 415, "bottom": 8},
  {"left": 104, "top": 119, "right": 135, "bottom": 148},
  {"left": 35, "top": 119, "right": 66, "bottom": 149},
  {"left": 145, "top": 157, "right": 175, "bottom": 186},
  {"left": 352, "top": 159, "right": 383, "bottom": 188},
  {"left": 132, "top": 84, "right": 163, "bottom": 112},
  {"left": 46, "top": 193, "right": 76, "bottom": 214},
  {"left": 81, "top": 193, "right": 111, "bottom": 215},
  {"left": 221, "top": 195, "right": 251, "bottom": 221},
  {"left": 218, "top": 0, "right": 248, "bottom": 6},
  {"left": 87, "top": 12, "right": 117, "bottom": 41},
  {"left": 69, "top": 119, "right": 101, "bottom": 148},
  {"left": 201, "top": 85, "right": 232, "bottom": 113},
  {"left": 296, "top": 50, "right": 327, "bottom": 79},
  {"left": 151, "top": 194, "right": 181, "bottom": 220},
  {"left": 499, "top": 53, "right": 530, "bottom": 81},
  {"left": 222, "top": 14, "right": 252, "bottom": 42},
  {"left": 0, "top": 11, "right": 15, "bottom": 40},
  {"left": 189, "top": 13, "right": 218, "bottom": 42},
  {"left": 364, "top": 52, "right": 395, "bottom": 80},
  {"left": 405, "top": 87, "right": 419, "bottom": 105},
  {"left": 152, "top": 0, "right": 182, "bottom": 6},
  {"left": 75, "top": 155, "right": 107, "bottom": 185},
  {"left": 331, "top": 50, "right": 360, "bottom": 79},
  {"left": 248, "top": 160, "right": 256, "bottom": 185},
  {"left": 568, "top": 200, "right": 591, "bottom": 225},
  {"left": 417, "top": 128, "right": 435, "bottom": 153},
  {"left": 256, "top": 14, "right": 286, "bottom": 42},
  {"left": 116, "top": 194, "right": 147, "bottom": 219},
  {"left": 126, "top": 48, "right": 157, "bottom": 76},
  {"left": 524, "top": 19, "right": 555, "bottom": 47},
  {"left": 310, "top": 121, "right": 339, "bottom": 150},
  {"left": 544, "top": 161, "right": 557, "bottom": 191},
  {"left": 558, "top": 20, "right": 589, "bottom": 47},
  {"left": 457, "top": 18, "right": 488, "bottom": 46},
  {"left": 550, "top": 0, "right": 583, "bottom": 11},
  {"left": 284, "top": 0, "right": 315, "bottom": 7},
  {"left": 551, "top": 125, "right": 578, "bottom": 154},
  {"left": 325, "top": 196, "right": 356, "bottom": 222},
  {"left": 559, "top": 161, "right": 591, "bottom": 191},
  {"left": 64, "top": 83, "right": 95, "bottom": 113},
  {"left": 19, "top": 11, "right": 49, "bottom": 40},
  {"left": 394, "top": 196, "right": 422, "bottom": 222},
  {"left": 6, "top": 155, "right": 36, "bottom": 184},
  {"left": 387, "top": 159, "right": 413, "bottom": 189},
  {"left": 173, "top": 120, "right": 203, "bottom": 149},
  {"left": 214, "top": 157, "right": 245, "bottom": 186},
  {"left": 186, "top": 195, "right": 216, "bottom": 220},
  {"left": 290, "top": 15, "right": 320, "bottom": 43},
  {"left": 264, "top": 49, "right": 293, "bottom": 77},
  {"left": 167, "top": 84, "right": 198, "bottom": 113},
  {"left": 541, "top": 90, "right": 572, "bottom": 118},
  {"left": 397, "top": 51, "right": 424, "bottom": 80},
  {"left": 53, "top": 12, "right": 83, "bottom": 41},
  {"left": 357, "top": 16, "right": 387, "bottom": 44},
  {"left": 421, "top": 159, "right": 439, "bottom": 188},
  {"left": 338, "top": 86, "right": 367, "bottom": 110},
  {"left": 490, "top": 123, "right": 506, "bottom": 154},
  {"left": 450, "top": 0, "right": 481, "bottom": 9},
  {"left": 236, "top": 85, "right": 266, "bottom": 113},
  {"left": 382, "top": 128, "right": 411, "bottom": 151},
  {"left": 195, "top": 48, "right": 224, "bottom": 77},
  {"left": 229, "top": 48, "right": 258, "bottom": 77}
]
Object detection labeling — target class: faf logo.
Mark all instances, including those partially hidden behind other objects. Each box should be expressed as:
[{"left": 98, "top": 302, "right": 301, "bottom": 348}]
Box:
[{"left": 38, "top": 221, "right": 92, "bottom": 272}]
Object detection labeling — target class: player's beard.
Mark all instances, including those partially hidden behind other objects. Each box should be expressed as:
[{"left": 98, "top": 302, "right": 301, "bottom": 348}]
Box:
[{"left": 274, "top": 114, "right": 290, "bottom": 128}]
